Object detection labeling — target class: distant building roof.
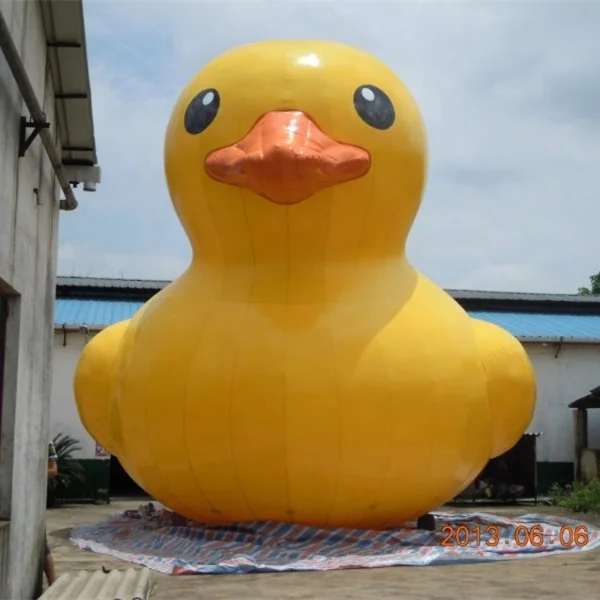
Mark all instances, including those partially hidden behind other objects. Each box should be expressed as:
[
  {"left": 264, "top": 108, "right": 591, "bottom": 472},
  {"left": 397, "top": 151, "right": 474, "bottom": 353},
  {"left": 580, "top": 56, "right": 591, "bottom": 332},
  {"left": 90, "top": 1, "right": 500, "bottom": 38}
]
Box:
[
  {"left": 55, "top": 275, "right": 600, "bottom": 304},
  {"left": 56, "top": 276, "right": 600, "bottom": 311},
  {"left": 54, "top": 276, "right": 600, "bottom": 343},
  {"left": 53, "top": 299, "right": 600, "bottom": 343},
  {"left": 55, "top": 299, "right": 144, "bottom": 329},
  {"left": 57, "top": 276, "right": 168, "bottom": 290},
  {"left": 470, "top": 311, "right": 600, "bottom": 342}
]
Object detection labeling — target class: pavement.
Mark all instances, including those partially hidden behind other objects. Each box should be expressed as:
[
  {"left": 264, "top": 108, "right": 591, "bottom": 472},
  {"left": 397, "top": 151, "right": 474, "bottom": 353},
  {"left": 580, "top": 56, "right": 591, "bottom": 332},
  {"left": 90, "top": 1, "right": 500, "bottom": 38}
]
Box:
[{"left": 46, "top": 499, "right": 600, "bottom": 599}]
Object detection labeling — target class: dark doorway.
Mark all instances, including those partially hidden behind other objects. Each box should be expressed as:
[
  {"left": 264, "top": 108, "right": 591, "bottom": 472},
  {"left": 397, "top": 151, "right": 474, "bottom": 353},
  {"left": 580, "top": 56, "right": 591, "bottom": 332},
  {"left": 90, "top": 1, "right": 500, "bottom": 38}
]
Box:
[
  {"left": 109, "top": 455, "right": 148, "bottom": 497},
  {"left": 453, "top": 433, "right": 540, "bottom": 504},
  {"left": 0, "top": 295, "right": 8, "bottom": 461},
  {"left": 479, "top": 433, "right": 539, "bottom": 500}
]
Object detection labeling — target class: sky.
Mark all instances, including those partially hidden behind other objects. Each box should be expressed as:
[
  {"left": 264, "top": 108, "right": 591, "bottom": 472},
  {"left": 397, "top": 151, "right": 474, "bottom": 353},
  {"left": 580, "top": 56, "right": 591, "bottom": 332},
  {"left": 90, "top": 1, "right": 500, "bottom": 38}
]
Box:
[{"left": 57, "top": 0, "right": 600, "bottom": 294}]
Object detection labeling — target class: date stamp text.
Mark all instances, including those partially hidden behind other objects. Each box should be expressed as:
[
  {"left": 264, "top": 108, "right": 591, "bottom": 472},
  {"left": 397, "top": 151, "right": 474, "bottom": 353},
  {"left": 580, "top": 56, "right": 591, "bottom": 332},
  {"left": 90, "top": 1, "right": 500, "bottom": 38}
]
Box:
[{"left": 440, "top": 524, "right": 590, "bottom": 548}]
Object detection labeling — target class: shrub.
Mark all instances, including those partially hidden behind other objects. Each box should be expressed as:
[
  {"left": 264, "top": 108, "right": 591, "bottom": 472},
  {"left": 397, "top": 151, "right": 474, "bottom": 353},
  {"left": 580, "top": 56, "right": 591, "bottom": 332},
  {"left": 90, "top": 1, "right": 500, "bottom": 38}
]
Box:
[{"left": 548, "top": 479, "right": 600, "bottom": 514}]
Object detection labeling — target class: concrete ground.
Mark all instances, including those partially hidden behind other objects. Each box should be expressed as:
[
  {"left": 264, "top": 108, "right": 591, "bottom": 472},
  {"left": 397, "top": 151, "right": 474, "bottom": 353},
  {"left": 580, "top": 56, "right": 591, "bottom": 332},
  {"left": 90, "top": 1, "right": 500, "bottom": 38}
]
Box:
[{"left": 46, "top": 500, "right": 600, "bottom": 599}]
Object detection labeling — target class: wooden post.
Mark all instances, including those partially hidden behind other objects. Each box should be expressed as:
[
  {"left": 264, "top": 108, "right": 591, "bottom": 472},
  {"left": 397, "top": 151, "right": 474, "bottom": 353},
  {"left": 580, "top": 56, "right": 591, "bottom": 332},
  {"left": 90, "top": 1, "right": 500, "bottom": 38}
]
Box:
[
  {"left": 532, "top": 434, "right": 538, "bottom": 504},
  {"left": 573, "top": 408, "right": 588, "bottom": 481}
]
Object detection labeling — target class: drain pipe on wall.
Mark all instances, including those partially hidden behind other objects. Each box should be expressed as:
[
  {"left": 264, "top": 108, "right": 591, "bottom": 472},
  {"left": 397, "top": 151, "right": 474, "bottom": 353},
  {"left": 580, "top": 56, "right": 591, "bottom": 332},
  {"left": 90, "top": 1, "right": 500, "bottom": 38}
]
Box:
[{"left": 0, "top": 10, "right": 78, "bottom": 211}]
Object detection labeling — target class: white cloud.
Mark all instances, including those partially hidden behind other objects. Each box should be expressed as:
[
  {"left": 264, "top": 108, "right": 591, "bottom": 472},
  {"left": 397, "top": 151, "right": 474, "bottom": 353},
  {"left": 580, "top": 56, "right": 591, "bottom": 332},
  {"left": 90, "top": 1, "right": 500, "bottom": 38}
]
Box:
[{"left": 57, "top": 0, "right": 600, "bottom": 293}]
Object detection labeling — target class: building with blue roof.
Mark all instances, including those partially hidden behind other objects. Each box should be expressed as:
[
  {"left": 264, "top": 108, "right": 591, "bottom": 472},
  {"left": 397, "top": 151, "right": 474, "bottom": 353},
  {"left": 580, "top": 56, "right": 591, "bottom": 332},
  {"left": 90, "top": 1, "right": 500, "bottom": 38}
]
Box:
[
  {"left": 53, "top": 276, "right": 600, "bottom": 343},
  {"left": 50, "top": 276, "right": 600, "bottom": 499}
]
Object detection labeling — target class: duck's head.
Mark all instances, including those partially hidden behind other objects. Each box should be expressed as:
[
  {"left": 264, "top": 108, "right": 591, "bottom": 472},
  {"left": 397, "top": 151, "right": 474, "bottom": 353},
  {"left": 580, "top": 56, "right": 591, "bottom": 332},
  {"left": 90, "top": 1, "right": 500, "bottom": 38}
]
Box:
[{"left": 165, "top": 40, "right": 426, "bottom": 276}]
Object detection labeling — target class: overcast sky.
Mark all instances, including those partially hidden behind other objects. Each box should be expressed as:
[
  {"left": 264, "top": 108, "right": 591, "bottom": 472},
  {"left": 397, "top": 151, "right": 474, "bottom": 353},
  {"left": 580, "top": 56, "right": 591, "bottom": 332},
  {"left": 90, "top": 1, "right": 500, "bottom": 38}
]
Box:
[{"left": 57, "top": 0, "right": 600, "bottom": 294}]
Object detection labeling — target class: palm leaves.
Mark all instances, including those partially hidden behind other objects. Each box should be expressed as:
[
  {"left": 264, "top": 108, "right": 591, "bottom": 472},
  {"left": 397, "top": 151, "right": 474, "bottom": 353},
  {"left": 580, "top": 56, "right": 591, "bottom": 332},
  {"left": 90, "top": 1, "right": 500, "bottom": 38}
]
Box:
[{"left": 48, "top": 433, "right": 86, "bottom": 493}]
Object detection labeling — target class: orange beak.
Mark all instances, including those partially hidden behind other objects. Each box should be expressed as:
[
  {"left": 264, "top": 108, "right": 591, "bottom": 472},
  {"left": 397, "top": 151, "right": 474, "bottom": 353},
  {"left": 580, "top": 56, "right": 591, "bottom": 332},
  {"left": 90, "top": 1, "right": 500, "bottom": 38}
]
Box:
[{"left": 204, "top": 111, "right": 371, "bottom": 205}]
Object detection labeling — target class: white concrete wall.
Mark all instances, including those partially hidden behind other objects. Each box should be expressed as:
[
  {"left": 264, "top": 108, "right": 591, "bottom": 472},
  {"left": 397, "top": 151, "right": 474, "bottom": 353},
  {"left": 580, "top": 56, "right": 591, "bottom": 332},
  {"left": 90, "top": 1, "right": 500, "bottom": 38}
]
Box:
[
  {"left": 525, "top": 342, "right": 600, "bottom": 463},
  {"left": 51, "top": 334, "right": 600, "bottom": 472},
  {"left": 51, "top": 331, "right": 98, "bottom": 459},
  {"left": 0, "top": 1, "right": 61, "bottom": 597}
]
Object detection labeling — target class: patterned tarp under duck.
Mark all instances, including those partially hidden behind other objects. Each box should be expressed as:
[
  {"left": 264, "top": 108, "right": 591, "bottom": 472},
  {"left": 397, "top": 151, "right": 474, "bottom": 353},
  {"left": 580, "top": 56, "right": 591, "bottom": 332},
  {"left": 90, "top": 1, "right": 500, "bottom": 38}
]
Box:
[{"left": 69, "top": 503, "right": 600, "bottom": 575}]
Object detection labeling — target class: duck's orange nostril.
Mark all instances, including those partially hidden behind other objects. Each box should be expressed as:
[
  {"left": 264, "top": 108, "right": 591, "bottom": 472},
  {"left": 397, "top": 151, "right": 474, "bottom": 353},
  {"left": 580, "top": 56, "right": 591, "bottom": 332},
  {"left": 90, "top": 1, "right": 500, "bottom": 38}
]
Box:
[{"left": 204, "top": 111, "right": 371, "bottom": 205}]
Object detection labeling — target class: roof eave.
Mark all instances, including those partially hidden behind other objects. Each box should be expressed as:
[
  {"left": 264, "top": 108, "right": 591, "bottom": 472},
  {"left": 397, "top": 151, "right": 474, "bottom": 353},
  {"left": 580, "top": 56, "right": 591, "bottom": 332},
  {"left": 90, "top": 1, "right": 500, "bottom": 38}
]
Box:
[
  {"left": 568, "top": 391, "right": 600, "bottom": 409},
  {"left": 41, "top": 0, "right": 101, "bottom": 179},
  {"left": 55, "top": 322, "right": 104, "bottom": 333},
  {"left": 519, "top": 337, "right": 600, "bottom": 345}
]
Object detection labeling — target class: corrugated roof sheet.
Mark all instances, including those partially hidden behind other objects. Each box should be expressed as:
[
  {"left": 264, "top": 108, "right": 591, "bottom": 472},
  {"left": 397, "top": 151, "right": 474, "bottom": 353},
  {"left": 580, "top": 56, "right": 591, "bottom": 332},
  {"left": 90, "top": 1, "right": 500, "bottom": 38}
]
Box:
[
  {"left": 57, "top": 276, "right": 169, "bottom": 290},
  {"left": 469, "top": 311, "right": 600, "bottom": 341},
  {"left": 53, "top": 299, "right": 600, "bottom": 341},
  {"left": 39, "top": 568, "right": 151, "bottom": 600},
  {"left": 449, "top": 289, "right": 600, "bottom": 304},
  {"left": 55, "top": 299, "right": 144, "bottom": 328}
]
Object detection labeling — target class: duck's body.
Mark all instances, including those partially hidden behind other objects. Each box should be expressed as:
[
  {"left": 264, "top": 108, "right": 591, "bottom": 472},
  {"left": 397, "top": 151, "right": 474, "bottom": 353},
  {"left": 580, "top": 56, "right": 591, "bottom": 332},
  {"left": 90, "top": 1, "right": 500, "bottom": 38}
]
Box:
[{"left": 75, "top": 40, "right": 535, "bottom": 528}]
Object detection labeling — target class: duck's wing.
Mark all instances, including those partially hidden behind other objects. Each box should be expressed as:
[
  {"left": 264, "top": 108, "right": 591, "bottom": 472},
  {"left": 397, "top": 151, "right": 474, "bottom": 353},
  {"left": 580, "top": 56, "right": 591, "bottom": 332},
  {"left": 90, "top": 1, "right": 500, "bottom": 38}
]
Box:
[
  {"left": 471, "top": 318, "right": 536, "bottom": 458},
  {"left": 73, "top": 319, "right": 131, "bottom": 457}
]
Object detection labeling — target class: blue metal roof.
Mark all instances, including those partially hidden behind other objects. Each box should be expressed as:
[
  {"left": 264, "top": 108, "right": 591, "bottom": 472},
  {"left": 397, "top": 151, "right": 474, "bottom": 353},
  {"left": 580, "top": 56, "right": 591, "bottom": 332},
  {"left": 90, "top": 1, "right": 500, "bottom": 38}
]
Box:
[
  {"left": 55, "top": 299, "right": 144, "bottom": 328},
  {"left": 467, "top": 311, "right": 600, "bottom": 341},
  {"left": 53, "top": 299, "right": 600, "bottom": 342}
]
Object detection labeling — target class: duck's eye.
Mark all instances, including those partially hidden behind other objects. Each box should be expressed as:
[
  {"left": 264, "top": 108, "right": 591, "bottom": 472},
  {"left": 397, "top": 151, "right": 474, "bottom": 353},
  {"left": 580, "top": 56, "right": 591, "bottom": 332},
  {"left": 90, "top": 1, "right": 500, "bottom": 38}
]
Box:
[
  {"left": 184, "top": 88, "right": 220, "bottom": 134},
  {"left": 353, "top": 85, "right": 395, "bottom": 130}
]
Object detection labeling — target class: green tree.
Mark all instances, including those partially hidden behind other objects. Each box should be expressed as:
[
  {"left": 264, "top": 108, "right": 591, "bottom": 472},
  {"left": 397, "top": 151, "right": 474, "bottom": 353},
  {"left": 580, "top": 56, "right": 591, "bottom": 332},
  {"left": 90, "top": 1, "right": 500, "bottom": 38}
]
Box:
[{"left": 578, "top": 272, "right": 600, "bottom": 295}]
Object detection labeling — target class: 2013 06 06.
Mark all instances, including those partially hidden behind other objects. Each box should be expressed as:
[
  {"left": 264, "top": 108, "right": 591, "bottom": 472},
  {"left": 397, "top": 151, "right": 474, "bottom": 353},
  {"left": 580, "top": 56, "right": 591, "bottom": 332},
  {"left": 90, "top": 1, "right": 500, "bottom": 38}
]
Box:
[{"left": 440, "top": 524, "right": 589, "bottom": 547}]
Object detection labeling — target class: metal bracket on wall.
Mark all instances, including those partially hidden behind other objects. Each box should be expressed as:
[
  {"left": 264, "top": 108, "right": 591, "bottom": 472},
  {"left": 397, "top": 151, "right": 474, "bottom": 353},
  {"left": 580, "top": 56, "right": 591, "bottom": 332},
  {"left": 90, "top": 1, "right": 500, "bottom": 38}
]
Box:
[
  {"left": 554, "top": 336, "right": 564, "bottom": 358},
  {"left": 18, "top": 116, "right": 50, "bottom": 158}
]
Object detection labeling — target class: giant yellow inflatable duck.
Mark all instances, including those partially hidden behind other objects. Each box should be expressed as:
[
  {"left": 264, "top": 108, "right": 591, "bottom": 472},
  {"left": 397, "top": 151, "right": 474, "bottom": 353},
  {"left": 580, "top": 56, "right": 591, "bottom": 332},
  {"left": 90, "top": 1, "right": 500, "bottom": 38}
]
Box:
[{"left": 74, "top": 40, "right": 536, "bottom": 529}]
